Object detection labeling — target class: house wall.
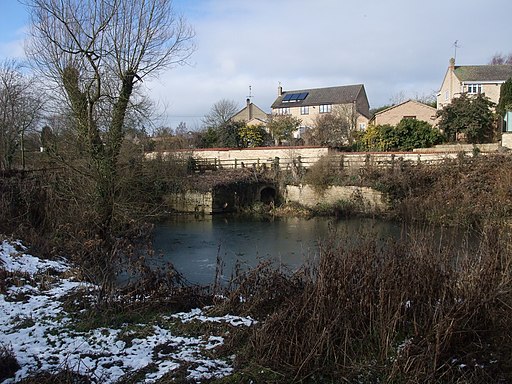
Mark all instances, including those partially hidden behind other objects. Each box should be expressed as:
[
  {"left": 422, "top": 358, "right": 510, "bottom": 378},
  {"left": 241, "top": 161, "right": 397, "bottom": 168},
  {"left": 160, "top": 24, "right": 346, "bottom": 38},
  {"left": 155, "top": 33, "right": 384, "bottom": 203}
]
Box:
[
  {"left": 231, "top": 102, "right": 268, "bottom": 124},
  {"left": 467, "top": 83, "right": 502, "bottom": 105},
  {"left": 438, "top": 79, "right": 504, "bottom": 109},
  {"left": 373, "top": 101, "right": 437, "bottom": 126},
  {"left": 437, "top": 64, "right": 457, "bottom": 109},
  {"left": 274, "top": 103, "right": 349, "bottom": 127},
  {"left": 437, "top": 63, "right": 504, "bottom": 109},
  {"left": 272, "top": 102, "right": 368, "bottom": 138}
]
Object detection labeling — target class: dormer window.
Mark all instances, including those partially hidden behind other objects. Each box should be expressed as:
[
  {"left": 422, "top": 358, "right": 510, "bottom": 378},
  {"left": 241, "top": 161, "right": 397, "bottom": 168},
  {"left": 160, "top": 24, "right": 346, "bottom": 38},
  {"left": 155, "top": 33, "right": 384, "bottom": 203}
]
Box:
[{"left": 466, "top": 83, "right": 482, "bottom": 94}]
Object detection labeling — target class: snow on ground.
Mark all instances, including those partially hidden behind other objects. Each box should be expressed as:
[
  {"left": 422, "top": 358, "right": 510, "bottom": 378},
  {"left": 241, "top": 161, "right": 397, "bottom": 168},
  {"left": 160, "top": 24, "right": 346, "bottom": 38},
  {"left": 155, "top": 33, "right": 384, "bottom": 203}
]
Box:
[{"left": 0, "top": 239, "right": 253, "bottom": 383}]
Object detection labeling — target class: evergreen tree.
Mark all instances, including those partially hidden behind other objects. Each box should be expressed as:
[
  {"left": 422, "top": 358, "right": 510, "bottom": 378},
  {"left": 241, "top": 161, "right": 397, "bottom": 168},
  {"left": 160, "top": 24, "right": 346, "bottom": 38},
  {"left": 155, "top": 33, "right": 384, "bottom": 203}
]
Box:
[
  {"left": 497, "top": 77, "right": 512, "bottom": 117},
  {"left": 437, "top": 94, "right": 495, "bottom": 143}
]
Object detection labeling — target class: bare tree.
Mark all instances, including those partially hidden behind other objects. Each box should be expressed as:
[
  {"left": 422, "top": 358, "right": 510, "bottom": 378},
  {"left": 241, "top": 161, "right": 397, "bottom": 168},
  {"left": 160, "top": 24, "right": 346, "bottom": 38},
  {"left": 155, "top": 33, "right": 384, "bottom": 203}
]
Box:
[
  {"left": 25, "top": 0, "right": 194, "bottom": 241},
  {"left": 202, "top": 99, "right": 239, "bottom": 129},
  {"left": 489, "top": 52, "right": 512, "bottom": 65},
  {"left": 267, "top": 114, "right": 302, "bottom": 146},
  {"left": 389, "top": 91, "right": 407, "bottom": 106},
  {"left": 0, "top": 60, "right": 45, "bottom": 170},
  {"left": 307, "top": 105, "right": 358, "bottom": 148}
]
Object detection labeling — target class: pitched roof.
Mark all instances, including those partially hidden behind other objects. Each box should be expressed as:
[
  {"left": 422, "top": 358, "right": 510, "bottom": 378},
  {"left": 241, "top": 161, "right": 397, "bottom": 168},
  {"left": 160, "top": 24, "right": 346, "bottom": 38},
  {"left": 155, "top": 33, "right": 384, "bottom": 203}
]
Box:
[
  {"left": 454, "top": 65, "right": 512, "bottom": 82},
  {"left": 271, "top": 84, "right": 365, "bottom": 109},
  {"left": 373, "top": 99, "right": 436, "bottom": 117}
]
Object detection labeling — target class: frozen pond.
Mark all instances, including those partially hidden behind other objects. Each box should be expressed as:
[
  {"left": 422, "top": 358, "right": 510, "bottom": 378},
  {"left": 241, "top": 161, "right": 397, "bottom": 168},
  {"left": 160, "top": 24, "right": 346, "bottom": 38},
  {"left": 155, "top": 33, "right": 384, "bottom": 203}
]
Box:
[{"left": 152, "top": 216, "right": 402, "bottom": 285}]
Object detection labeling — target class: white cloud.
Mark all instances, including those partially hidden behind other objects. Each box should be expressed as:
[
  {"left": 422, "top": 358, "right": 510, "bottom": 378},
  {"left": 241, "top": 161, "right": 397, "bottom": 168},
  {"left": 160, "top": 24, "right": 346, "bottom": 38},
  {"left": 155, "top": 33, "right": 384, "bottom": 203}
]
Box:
[
  {"left": 145, "top": 0, "right": 511, "bottom": 129},
  {"left": 2, "top": 0, "right": 512, "bottom": 129}
]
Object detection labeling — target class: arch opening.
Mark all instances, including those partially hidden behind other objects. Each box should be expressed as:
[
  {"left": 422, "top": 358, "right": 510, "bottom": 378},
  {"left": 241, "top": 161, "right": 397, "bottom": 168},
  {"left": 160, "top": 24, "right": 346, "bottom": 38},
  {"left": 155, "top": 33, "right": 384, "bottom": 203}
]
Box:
[{"left": 260, "top": 187, "right": 276, "bottom": 204}]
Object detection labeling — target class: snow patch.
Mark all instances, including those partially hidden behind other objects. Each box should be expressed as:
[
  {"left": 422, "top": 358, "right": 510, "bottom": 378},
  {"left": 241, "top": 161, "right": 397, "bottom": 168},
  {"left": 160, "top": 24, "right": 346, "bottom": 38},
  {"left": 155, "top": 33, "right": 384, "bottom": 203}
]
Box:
[{"left": 0, "top": 239, "right": 255, "bottom": 383}]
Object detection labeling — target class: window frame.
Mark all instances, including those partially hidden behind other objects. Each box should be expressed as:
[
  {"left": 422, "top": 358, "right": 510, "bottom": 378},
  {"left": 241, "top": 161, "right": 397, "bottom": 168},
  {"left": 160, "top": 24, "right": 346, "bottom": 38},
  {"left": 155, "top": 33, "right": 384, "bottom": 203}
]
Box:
[
  {"left": 319, "top": 104, "right": 332, "bottom": 113},
  {"left": 466, "top": 83, "right": 482, "bottom": 94}
]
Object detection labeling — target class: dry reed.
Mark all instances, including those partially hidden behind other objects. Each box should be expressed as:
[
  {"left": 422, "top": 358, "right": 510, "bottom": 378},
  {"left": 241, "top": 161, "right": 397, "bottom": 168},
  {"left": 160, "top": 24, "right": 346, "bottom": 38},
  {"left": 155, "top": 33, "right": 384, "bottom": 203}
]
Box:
[{"left": 222, "top": 224, "right": 512, "bottom": 383}]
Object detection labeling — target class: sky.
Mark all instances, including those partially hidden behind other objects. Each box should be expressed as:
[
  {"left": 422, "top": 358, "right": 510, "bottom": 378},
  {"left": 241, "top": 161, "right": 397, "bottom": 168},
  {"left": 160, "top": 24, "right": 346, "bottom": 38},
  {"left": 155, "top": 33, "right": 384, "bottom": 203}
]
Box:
[{"left": 1, "top": 0, "right": 511, "bottom": 131}]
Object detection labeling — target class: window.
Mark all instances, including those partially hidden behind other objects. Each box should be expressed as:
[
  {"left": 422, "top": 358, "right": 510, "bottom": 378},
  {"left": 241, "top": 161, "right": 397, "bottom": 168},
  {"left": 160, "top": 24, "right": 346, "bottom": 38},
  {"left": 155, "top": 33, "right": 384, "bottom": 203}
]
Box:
[
  {"left": 467, "top": 83, "right": 482, "bottom": 94},
  {"left": 300, "top": 106, "right": 309, "bottom": 115},
  {"left": 319, "top": 104, "right": 332, "bottom": 113},
  {"left": 403, "top": 116, "right": 416, "bottom": 120},
  {"left": 276, "top": 107, "right": 290, "bottom": 115},
  {"left": 359, "top": 123, "right": 366, "bottom": 130},
  {"left": 445, "top": 90, "right": 449, "bottom": 101}
]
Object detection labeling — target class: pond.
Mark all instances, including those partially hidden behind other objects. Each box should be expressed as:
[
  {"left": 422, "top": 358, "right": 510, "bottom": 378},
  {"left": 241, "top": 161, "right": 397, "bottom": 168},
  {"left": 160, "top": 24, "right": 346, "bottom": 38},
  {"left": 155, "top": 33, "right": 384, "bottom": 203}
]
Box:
[{"left": 152, "top": 215, "right": 405, "bottom": 285}]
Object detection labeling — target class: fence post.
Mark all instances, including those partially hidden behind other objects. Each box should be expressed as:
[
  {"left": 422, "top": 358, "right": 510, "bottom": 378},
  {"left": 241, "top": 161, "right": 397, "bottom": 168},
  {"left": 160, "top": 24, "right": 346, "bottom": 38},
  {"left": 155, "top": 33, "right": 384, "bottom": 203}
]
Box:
[
  {"left": 273, "top": 156, "right": 280, "bottom": 171},
  {"left": 234, "top": 158, "right": 238, "bottom": 169},
  {"left": 391, "top": 154, "right": 395, "bottom": 171}
]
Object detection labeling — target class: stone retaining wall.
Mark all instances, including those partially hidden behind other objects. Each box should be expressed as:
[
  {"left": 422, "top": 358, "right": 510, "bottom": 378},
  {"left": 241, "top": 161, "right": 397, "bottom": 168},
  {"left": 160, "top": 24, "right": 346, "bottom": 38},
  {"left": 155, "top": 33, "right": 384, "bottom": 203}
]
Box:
[
  {"left": 285, "top": 185, "right": 387, "bottom": 213},
  {"left": 164, "top": 191, "right": 213, "bottom": 214}
]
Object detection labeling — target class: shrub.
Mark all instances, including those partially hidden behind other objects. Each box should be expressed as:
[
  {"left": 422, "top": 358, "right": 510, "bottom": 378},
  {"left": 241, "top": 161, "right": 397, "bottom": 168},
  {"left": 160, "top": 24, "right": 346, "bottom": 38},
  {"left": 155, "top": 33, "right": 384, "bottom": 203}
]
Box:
[
  {"left": 0, "top": 344, "right": 20, "bottom": 382},
  {"left": 226, "top": 225, "right": 512, "bottom": 383},
  {"left": 303, "top": 155, "right": 342, "bottom": 193},
  {"left": 359, "top": 119, "right": 444, "bottom": 151}
]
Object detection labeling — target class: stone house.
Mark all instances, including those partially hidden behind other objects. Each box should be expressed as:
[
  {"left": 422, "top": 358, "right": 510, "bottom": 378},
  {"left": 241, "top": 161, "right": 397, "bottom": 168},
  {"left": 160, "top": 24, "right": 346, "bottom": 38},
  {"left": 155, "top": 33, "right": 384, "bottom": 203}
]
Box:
[
  {"left": 230, "top": 98, "right": 269, "bottom": 127},
  {"left": 437, "top": 58, "right": 512, "bottom": 109},
  {"left": 370, "top": 99, "right": 438, "bottom": 126},
  {"left": 270, "top": 84, "right": 370, "bottom": 138}
]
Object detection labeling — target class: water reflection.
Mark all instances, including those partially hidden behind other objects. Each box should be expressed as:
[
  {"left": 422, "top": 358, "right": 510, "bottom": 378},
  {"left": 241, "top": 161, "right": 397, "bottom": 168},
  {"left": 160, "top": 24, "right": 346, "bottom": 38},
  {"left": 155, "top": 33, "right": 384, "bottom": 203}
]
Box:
[{"left": 152, "top": 216, "right": 403, "bottom": 285}]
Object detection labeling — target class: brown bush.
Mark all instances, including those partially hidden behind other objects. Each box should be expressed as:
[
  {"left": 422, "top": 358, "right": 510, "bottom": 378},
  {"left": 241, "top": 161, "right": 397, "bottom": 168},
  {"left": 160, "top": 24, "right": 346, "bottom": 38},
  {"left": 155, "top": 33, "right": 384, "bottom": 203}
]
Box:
[
  {"left": 362, "top": 153, "right": 512, "bottom": 227},
  {"left": 227, "top": 225, "right": 512, "bottom": 383},
  {"left": 0, "top": 344, "right": 20, "bottom": 382}
]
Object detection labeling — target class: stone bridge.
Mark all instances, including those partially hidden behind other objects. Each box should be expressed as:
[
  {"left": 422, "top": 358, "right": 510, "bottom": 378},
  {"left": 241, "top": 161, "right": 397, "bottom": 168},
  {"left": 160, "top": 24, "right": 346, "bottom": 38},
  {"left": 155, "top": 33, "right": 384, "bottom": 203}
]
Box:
[{"left": 165, "top": 181, "right": 279, "bottom": 214}]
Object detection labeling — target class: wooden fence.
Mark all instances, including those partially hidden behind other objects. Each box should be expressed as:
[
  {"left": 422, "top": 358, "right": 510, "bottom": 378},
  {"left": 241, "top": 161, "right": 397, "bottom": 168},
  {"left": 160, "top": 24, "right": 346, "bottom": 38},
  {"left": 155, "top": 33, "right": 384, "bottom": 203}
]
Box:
[{"left": 188, "top": 151, "right": 464, "bottom": 172}]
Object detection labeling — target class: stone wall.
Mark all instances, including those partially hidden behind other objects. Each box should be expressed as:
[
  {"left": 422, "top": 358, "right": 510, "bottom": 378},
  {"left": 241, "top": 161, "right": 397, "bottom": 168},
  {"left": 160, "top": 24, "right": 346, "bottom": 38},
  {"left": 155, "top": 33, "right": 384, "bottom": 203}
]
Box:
[
  {"left": 502, "top": 133, "right": 512, "bottom": 149},
  {"left": 164, "top": 191, "right": 213, "bottom": 214},
  {"left": 413, "top": 143, "right": 500, "bottom": 153},
  {"left": 285, "top": 185, "right": 388, "bottom": 213},
  {"left": 146, "top": 146, "right": 330, "bottom": 169}
]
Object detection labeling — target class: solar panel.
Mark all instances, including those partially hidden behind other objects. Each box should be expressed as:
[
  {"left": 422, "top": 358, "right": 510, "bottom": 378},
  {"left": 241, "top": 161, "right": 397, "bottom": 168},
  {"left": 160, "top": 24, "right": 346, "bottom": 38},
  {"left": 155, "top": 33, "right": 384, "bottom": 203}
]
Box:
[{"left": 282, "top": 92, "right": 308, "bottom": 103}]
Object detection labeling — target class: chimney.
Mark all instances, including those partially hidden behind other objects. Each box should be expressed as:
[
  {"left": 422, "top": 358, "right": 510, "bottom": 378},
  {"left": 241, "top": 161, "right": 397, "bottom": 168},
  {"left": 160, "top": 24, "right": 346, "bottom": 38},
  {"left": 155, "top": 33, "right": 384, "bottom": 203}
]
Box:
[
  {"left": 449, "top": 57, "right": 455, "bottom": 70},
  {"left": 246, "top": 98, "right": 252, "bottom": 120},
  {"left": 278, "top": 85, "right": 283, "bottom": 96}
]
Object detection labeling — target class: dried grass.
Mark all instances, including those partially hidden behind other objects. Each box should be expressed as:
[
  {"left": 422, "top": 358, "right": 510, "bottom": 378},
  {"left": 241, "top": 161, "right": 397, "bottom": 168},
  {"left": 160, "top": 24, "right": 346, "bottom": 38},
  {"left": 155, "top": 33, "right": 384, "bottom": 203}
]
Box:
[{"left": 221, "top": 225, "right": 512, "bottom": 383}]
